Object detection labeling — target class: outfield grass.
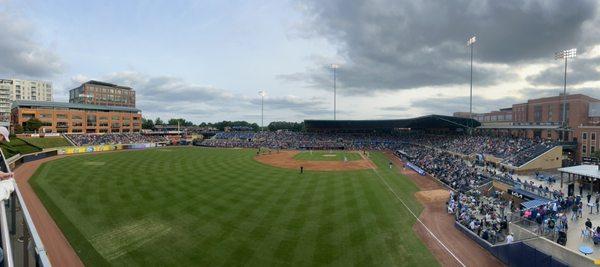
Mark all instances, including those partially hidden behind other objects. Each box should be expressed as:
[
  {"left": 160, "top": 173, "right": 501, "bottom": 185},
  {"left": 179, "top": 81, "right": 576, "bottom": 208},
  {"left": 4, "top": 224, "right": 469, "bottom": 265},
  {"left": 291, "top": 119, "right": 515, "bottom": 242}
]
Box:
[
  {"left": 293, "top": 150, "right": 363, "bottom": 161},
  {"left": 0, "top": 139, "right": 42, "bottom": 158},
  {"left": 30, "top": 147, "right": 437, "bottom": 266},
  {"left": 21, "top": 137, "right": 71, "bottom": 149}
]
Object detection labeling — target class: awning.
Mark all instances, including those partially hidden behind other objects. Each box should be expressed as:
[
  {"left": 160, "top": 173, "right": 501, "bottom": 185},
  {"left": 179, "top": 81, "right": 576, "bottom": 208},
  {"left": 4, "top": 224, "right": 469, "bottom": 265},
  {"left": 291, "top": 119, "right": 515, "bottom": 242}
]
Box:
[
  {"left": 508, "top": 188, "right": 549, "bottom": 201},
  {"left": 558, "top": 165, "right": 600, "bottom": 180},
  {"left": 521, "top": 199, "right": 554, "bottom": 210}
]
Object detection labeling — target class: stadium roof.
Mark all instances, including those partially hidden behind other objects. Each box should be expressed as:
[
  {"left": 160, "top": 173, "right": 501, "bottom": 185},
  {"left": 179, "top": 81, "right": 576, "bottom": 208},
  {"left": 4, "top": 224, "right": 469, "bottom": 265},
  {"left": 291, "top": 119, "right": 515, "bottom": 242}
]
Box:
[
  {"left": 305, "top": 115, "right": 480, "bottom": 132},
  {"left": 11, "top": 100, "right": 141, "bottom": 113},
  {"left": 558, "top": 165, "right": 600, "bottom": 179}
]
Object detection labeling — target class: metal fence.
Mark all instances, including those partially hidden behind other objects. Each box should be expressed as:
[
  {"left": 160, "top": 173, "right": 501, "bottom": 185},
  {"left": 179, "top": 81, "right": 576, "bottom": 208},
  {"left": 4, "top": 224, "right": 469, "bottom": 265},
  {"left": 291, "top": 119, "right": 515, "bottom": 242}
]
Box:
[
  {"left": 0, "top": 149, "right": 51, "bottom": 267},
  {"left": 509, "top": 219, "right": 596, "bottom": 267}
]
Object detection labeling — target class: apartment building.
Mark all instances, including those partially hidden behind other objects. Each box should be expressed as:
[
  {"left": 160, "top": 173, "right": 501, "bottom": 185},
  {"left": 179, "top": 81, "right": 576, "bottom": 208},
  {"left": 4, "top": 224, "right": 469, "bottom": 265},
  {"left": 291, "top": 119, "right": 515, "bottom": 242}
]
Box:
[{"left": 0, "top": 79, "right": 53, "bottom": 127}]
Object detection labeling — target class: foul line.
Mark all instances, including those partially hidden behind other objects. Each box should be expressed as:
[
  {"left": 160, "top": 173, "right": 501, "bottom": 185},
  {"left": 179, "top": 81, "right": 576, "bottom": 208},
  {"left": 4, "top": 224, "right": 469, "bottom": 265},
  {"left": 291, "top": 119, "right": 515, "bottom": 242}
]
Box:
[{"left": 371, "top": 167, "right": 466, "bottom": 267}]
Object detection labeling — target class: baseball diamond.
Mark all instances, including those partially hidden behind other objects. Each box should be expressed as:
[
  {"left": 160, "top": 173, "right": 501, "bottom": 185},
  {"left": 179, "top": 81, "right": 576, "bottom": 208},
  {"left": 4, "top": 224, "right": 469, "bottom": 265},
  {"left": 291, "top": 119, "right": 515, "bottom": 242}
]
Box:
[{"left": 28, "top": 147, "right": 438, "bottom": 266}]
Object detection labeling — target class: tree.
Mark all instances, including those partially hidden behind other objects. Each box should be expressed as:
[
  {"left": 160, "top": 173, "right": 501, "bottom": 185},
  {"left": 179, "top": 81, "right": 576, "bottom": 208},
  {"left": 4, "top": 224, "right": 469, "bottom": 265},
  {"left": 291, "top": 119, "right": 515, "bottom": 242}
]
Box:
[
  {"left": 167, "top": 118, "right": 194, "bottom": 126},
  {"left": 592, "top": 150, "right": 600, "bottom": 159},
  {"left": 142, "top": 118, "right": 154, "bottom": 129},
  {"left": 155, "top": 117, "right": 164, "bottom": 125},
  {"left": 24, "top": 118, "right": 43, "bottom": 132},
  {"left": 268, "top": 121, "right": 304, "bottom": 132}
]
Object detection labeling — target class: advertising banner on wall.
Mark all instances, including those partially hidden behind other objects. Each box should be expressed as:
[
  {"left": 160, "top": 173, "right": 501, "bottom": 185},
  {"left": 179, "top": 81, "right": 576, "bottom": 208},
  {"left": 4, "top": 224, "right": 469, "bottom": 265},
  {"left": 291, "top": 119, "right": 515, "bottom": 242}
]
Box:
[{"left": 57, "top": 144, "right": 123, "bottom": 155}]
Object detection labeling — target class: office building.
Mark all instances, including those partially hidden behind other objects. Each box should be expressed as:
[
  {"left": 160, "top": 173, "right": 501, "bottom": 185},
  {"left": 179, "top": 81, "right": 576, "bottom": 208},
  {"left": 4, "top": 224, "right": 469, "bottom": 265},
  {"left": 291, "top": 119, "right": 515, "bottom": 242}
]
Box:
[{"left": 69, "top": 80, "right": 136, "bottom": 108}]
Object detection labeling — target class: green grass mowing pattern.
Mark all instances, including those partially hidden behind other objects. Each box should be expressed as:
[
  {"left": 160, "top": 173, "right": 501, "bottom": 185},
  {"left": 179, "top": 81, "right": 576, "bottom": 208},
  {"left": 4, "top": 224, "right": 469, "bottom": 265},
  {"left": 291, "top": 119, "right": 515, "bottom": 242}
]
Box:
[
  {"left": 30, "top": 147, "right": 438, "bottom": 266},
  {"left": 292, "top": 150, "right": 363, "bottom": 161},
  {"left": 21, "top": 137, "right": 71, "bottom": 148}
]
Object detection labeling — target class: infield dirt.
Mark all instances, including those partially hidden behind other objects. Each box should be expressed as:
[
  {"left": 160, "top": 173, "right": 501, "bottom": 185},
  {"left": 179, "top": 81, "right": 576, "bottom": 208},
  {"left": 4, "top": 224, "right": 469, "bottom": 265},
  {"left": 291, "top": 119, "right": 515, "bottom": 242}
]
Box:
[{"left": 254, "top": 150, "right": 375, "bottom": 171}]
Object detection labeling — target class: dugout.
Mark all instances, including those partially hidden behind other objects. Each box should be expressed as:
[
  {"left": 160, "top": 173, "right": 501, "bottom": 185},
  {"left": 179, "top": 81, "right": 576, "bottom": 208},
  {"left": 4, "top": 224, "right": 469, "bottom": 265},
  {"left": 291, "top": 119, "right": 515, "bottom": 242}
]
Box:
[{"left": 304, "top": 115, "right": 480, "bottom": 133}]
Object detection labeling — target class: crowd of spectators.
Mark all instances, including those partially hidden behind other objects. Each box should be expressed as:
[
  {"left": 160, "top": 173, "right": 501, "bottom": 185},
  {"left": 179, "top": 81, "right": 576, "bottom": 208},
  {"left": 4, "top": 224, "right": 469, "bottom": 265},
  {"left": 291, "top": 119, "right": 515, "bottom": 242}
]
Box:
[
  {"left": 201, "top": 131, "right": 409, "bottom": 150},
  {"left": 453, "top": 190, "right": 509, "bottom": 244},
  {"left": 396, "top": 143, "right": 490, "bottom": 191},
  {"left": 66, "top": 133, "right": 168, "bottom": 146},
  {"left": 201, "top": 131, "right": 557, "bottom": 168}
]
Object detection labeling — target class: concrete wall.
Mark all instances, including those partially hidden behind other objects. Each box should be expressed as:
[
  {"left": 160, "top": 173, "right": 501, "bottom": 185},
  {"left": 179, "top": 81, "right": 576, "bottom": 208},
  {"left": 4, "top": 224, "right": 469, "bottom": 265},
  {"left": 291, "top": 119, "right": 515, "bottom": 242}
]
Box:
[{"left": 517, "top": 146, "right": 563, "bottom": 172}]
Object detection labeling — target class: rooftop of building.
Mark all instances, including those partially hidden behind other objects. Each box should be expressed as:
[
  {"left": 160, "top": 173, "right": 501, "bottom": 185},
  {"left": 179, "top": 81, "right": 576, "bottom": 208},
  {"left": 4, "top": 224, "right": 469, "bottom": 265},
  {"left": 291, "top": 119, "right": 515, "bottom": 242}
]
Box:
[
  {"left": 71, "top": 80, "right": 133, "bottom": 90},
  {"left": 11, "top": 100, "right": 140, "bottom": 113},
  {"left": 520, "top": 93, "right": 600, "bottom": 105},
  {"left": 0, "top": 78, "right": 52, "bottom": 84}
]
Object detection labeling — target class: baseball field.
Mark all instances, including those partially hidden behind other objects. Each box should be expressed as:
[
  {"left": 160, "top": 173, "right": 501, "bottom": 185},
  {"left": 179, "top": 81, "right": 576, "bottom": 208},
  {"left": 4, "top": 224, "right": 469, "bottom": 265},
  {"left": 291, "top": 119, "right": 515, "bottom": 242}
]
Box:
[{"left": 29, "top": 147, "right": 438, "bottom": 266}]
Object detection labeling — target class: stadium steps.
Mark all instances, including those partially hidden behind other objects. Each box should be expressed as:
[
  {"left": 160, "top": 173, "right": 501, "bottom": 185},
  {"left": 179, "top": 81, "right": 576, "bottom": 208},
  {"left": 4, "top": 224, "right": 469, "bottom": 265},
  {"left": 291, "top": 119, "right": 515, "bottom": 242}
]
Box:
[{"left": 62, "top": 134, "right": 78, "bottom": 146}]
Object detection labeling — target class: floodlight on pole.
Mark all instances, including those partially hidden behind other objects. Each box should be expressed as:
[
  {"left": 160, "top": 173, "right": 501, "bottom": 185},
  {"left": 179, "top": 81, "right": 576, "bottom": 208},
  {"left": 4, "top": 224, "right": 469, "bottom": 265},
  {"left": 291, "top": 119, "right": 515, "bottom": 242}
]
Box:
[
  {"left": 466, "top": 35, "right": 476, "bottom": 133},
  {"left": 258, "top": 90, "right": 266, "bottom": 131},
  {"left": 331, "top": 64, "right": 339, "bottom": 120},
  {"left": 554, "top": 48, "right": 577, "bottom": 141}
]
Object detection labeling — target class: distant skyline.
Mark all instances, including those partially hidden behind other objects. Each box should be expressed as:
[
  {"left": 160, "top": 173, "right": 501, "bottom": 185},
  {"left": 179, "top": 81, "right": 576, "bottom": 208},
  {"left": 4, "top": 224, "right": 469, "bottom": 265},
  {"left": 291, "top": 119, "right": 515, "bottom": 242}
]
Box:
[{"left": 1, "top": 0, "right": 599, "bottom": 124}]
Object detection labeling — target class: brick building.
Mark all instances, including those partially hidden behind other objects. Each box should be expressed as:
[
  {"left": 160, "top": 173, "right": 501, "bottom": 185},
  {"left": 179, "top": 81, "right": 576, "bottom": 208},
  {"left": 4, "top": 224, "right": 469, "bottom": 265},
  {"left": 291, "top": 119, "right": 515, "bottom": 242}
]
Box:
[
  {"left": 11, "top": 100, "right": 142, "bottom": 134},
  {"left": 472, "top": 94, "right": 600, "bottom": 161},
  {"left": 69, "top": 80, "right": 136, "bottom": 108}
]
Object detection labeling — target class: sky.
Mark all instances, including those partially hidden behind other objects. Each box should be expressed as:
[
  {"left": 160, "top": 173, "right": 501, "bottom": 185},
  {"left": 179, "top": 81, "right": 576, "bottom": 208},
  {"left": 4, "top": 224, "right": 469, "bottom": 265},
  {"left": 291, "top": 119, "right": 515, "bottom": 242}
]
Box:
[{"left": 1, "top": 0, "right": 599, "bottom": 124}]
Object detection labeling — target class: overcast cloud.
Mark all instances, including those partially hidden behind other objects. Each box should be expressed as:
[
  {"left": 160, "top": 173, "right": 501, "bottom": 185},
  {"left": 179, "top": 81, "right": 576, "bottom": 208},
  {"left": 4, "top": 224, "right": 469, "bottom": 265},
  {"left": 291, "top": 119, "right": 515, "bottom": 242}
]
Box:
[
  {"left": 291, "top": 0, "right": 599, "bottom": 93},
  {"left": 0, "top": 10, "right": 62, "bottom": 78},
  {"left": 1, "top": 1, "right": 600, "bottom": 123}
]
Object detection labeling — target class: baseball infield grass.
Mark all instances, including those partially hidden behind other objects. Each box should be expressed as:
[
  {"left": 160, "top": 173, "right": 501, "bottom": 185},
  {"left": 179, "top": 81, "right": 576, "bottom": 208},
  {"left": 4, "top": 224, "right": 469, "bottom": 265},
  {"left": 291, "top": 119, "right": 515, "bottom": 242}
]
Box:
[
  {"left": 293, "top": 150, "right": 363, "bottom": 161},
  {"left": 30, "top": 147, "right": 437, "bottom": 266}
]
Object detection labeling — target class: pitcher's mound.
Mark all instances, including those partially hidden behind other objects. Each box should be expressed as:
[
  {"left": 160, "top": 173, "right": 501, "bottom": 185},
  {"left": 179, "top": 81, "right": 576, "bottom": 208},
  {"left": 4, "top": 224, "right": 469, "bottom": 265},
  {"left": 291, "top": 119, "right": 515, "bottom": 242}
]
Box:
[{"left": 414, "top": 189, "right": 450, "bottom": 203}]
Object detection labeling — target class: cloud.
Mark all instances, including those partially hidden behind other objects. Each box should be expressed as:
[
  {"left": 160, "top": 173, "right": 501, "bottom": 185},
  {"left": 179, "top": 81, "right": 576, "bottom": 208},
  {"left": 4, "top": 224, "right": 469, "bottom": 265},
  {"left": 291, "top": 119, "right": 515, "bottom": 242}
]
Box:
[
  {"left": 409, "top": 95, "right": 521, "bottom": 115},
  {"left": 526, "top": 56, "right": 600, "bottom": 86},
  {"left": 289, "top": 0, "right": 598, "bottom": 93},
  {"left": 408, "top": 87, "right": 600, "bottom": 116},
  {"left": 0, "top": 10, "right": 63, "bottom": 77},
  {"left": 75, "top": 71, "right": 330, "bottom": 122}
]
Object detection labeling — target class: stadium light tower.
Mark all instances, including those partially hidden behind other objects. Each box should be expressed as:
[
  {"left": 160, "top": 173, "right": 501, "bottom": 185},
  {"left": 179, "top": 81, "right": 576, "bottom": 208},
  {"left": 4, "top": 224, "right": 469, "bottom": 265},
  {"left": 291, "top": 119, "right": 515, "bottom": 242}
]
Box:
[
  {"left": 258, "top": 90, "right": 266, "bottom": 131},
  {"left": 555, "top": 48, "right": 577, "bottom": 141},
  {"left": 467, "top": 36, "right": 476, "bottom": 133},
  {"left": 331, "top": 64, "right": 339, "bottom": 120}
]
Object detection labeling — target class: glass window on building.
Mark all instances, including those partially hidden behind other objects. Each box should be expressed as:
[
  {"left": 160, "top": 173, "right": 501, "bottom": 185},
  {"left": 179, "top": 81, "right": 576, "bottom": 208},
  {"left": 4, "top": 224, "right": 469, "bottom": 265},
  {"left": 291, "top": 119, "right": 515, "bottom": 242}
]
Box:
[
  {"left": 86, "top": 114, "right": 97, "bottom": 126},
  {"left": 583, "top": 145, "right": 587, "bottom": 155},
  {"left": 583, "top": 132, "right": 588, "bottom": 140},
  {"left": 534, "top": 105, "right": 542, "bottom": 122},
  {"left": 559, "top": 103, "right": 570, "bottom": 123},
  {"left": 592, "top": 133, "right": 596, "bottom": 141}
]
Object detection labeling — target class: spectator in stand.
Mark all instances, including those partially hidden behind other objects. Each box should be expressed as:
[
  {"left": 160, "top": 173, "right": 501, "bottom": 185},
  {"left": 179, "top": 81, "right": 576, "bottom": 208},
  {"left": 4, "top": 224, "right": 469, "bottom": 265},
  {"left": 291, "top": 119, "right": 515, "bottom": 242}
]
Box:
[
  {"left": 0, "top": 127, "right": 13, "bottom": 180},
  {"left": 66, "top": 133, "right": 168, "bottom": 146}
]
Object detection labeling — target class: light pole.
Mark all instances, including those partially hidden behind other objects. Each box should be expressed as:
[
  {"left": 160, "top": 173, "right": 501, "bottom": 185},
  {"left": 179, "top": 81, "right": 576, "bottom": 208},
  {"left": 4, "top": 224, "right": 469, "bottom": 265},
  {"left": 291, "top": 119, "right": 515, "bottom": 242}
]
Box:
[
  {"left": 331, "top": 64, "right": 339, "bottom": 120},
  {"left": 467, "top": 36, "right": 476, "bottom": 133},
  {"left": 555, "top": 48, "right": 576, "bottom": 141},
  {"left": 258, "top": 90, "right": 266, "bottom": 131}
]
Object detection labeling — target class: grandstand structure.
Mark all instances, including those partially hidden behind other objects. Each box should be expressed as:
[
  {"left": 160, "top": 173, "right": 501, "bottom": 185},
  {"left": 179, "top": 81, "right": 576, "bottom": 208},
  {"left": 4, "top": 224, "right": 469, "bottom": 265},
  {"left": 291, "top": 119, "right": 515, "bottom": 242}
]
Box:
[{"left": 305, "top": 114, "right": 480, "bottom": 132}]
